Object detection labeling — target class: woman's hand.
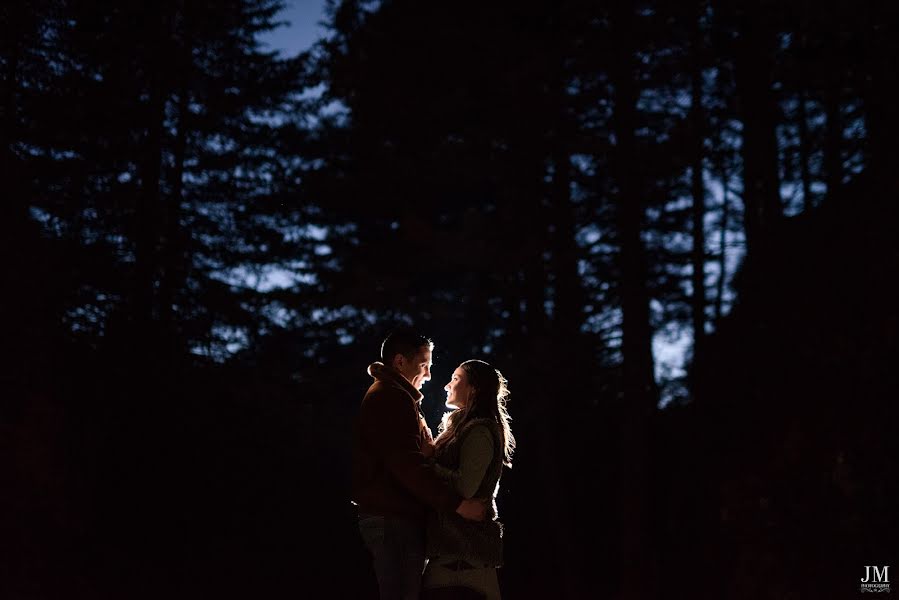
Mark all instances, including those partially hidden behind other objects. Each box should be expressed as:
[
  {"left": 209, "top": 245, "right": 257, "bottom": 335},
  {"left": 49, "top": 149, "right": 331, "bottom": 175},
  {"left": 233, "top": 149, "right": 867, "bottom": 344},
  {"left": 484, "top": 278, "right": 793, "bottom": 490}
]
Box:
[{"left": 455, "top": 498, "right": 488, "bottom": 522}]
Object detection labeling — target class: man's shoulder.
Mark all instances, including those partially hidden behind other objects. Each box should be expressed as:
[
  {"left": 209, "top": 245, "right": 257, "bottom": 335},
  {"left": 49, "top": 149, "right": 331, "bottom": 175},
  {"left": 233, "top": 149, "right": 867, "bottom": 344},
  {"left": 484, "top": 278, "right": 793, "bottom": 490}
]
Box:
[
  {"left": 364, "top": 379, "right": 396, "bottom": 397},
  {"left": 359, "top": 381, "right": 418, "bottom": 432},
  {"left": 362, "top": 380, "right": 411, "bottom": 407}
]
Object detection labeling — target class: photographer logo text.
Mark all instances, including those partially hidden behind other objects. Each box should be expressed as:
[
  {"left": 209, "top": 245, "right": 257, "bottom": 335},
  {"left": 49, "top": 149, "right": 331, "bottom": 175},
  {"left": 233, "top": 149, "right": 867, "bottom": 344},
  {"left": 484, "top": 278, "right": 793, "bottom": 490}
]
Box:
[{"left": 861, "top": 565, "right": 890, "bottom": 593}]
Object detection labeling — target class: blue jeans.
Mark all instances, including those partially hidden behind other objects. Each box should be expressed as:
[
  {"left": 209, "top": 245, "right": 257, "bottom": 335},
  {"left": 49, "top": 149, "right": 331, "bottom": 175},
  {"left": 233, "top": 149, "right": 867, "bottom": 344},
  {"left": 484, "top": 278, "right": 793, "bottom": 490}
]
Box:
[{"left": 358, "top": 514, "right": 426, "bottom": 600}]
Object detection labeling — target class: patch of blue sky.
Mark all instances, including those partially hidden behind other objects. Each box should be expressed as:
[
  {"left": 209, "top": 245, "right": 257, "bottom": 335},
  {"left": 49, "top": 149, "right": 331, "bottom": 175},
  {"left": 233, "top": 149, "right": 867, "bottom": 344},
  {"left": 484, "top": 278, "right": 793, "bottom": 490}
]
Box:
[
  {"left": 255, "top": 1, "right": 353, "bottom": 127},
  {"left": 309, "top": 305, "right": 385, "bottom": 326},
  {"left": 192, "top": 325, "right": 251, "bottom": 361},
  {"left": 577, "top": 226, "right": 617, "bottom": 258},
  {"left": 259, "top": 303, "right": 298, "bottom": 328},
  {"left": 582, "top": 306, "right": 622, "bottom": 337},
  {"left": 211, "top": 263, "right": 317, "bottom": 292},
  {"left": 336, "top": 328, "right": 355, "bottom": 345},
  {"left": 637, "top": 87, "right": 690, "bottom": 120},
  {"left": 65, "top": 300, "right": 110, "bottom": 335},
  {"left": 781, "top": 181, "right": 807, "bottom": 216},
  {"left": 303, "top": 97, "right": 351, "bottom": 129},
  {"left": 305, "top": 224, "right": 328, "bottom": 240},
  {"left": 652, "top": 320, "right": 690, "bottom": 408},
  {"left": 257, "top": 1, "right": 329, "bottom": 58},
  {"left": 573, "top": 163, "right": 745, "bottom": 402},
  {"left": 203, "top": 134, "right": 239, "bottom": 155},
  {"left": 570, "top": 153, "right": 595, "bottom": 177},
  {"left": 544, "top": 299, "right": 555, "bottom": 319},
  {"left": 29, "top": 205, "right": 54, "bottom": 226},
  {"left": 280, "top": 221, "right": 341, "bottom": 250},
  {"left": 577, "top": 226, "right": 601, "bottom": 247}
]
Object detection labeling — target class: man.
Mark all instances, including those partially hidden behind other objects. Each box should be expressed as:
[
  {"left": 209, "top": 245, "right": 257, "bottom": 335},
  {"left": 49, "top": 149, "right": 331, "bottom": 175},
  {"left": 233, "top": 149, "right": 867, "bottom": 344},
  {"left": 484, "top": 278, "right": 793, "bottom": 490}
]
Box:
[{"left": 353, "top": 329, "right": 486, "bottom": 600}]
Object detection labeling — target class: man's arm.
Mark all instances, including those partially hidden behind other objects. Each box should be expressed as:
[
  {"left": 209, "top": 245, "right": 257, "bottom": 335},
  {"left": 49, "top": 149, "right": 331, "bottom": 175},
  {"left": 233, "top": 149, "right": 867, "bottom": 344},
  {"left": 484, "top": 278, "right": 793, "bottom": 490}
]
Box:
[{"left": 362, "top": 389, "right": 463, "bottom": 514}]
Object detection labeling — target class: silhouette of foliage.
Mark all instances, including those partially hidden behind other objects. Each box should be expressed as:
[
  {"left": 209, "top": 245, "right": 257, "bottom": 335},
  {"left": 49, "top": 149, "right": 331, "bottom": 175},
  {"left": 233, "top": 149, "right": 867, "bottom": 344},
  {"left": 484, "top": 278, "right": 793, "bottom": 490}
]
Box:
[{"left": 2, "top": 0, "right": 896, "bottom": 598}]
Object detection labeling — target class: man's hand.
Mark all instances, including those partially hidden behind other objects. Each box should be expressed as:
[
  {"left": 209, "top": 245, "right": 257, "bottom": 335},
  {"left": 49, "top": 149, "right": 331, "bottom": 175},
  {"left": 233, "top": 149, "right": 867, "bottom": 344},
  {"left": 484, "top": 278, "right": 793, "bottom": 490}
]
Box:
[
  {"left": 419, "top": 415, "right": 435, "bottom": 459},
  {"left": 421, "top": 438, "right": 435, "bottom": 459},
  {"left": 455, "top": 498, "right": 488, "bottom": 522}
]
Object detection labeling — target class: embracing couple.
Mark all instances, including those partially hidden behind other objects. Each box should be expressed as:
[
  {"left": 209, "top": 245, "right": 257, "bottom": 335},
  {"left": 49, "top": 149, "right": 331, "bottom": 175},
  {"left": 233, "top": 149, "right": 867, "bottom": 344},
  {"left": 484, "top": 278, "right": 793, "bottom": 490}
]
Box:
[{"left": 352, "top": 329, "right": 515, "bottom": 600}]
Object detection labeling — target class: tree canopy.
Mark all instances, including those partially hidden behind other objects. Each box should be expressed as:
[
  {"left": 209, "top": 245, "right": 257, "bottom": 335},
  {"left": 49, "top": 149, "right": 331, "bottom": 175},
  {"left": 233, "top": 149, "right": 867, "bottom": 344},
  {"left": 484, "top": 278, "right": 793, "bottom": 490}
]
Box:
[{"left": 2, "top": 1, "right": 896, "bottom": 598}]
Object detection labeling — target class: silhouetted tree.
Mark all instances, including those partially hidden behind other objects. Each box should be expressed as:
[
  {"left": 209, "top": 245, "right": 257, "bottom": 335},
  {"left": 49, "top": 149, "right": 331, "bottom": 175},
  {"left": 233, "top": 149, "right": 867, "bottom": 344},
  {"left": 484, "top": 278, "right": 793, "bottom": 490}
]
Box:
[
  {"left": 607, "top": 2, "right": 660, "bottom": 597},
  {"left": 689, "top": 0, "right": 710, "bottom": 367},
  {"left": 5, "top": 0, "right": 898, "bottom": 597},
  {"left": 6, "top": 0, "right": 306, "bottom": 361}
]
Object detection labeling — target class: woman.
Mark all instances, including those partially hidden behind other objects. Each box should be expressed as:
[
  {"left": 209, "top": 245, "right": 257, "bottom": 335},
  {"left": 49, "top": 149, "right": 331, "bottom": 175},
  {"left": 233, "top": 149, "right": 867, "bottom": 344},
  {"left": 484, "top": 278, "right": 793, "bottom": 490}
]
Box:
[{"left": 421, "top": 360, "right": 515, "bottom": 600}]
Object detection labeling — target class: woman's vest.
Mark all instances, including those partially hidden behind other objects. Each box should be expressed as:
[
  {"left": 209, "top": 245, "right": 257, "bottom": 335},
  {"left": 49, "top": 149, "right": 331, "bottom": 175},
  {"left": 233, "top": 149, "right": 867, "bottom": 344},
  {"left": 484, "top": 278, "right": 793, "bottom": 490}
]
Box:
[{"left": 426, "top": 418, "right": 504, "bottom": 567}]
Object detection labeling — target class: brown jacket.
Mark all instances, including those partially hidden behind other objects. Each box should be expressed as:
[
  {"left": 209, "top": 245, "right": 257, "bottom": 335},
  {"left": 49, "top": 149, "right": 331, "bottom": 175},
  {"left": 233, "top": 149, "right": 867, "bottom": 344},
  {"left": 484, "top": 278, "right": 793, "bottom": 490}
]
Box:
[{"left": 352, "top": 362, "right": 461, "bottom": 520}]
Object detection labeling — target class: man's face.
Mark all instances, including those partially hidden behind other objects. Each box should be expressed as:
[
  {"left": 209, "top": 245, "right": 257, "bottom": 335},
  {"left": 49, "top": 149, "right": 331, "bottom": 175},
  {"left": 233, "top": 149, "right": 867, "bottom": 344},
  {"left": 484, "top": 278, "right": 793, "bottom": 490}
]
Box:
[{"left": 396, "top": 346, "right": 432, "bottom": 390}]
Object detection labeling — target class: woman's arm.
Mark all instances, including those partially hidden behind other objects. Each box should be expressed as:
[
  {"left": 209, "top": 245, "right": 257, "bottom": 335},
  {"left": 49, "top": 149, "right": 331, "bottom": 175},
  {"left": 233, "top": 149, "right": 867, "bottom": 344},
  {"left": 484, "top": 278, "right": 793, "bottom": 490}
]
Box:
[{"left": 434, "top": 425, "right": 494, "bottom": 498}]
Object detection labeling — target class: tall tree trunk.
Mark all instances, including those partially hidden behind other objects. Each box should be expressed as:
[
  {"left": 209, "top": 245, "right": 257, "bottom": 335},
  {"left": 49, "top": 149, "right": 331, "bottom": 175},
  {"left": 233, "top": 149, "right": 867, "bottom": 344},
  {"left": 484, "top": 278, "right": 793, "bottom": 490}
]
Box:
[
  {"left": 796, "top": 91, "right": 814, "bottom": 211},
  {"left": 732, "top": 5, "right": 782, "bottom": 261},
  {"left": 715, "top": 161, "right": 731, "bottom": 324},
  {"left": 862, "top": 8, "right": 899, "bottom": 194},
  {"left": 505, "top": 139, "right": 585, "bottom": 596},
  {"left": 546, "top": 23, "right": 591, "bottom": 594},
  {"left": 822, "top": 82, "right": 842, "bottom": 202},
  {"left": 549, "top": 138, "right": 584, "bottom": 341},
  {"left": 133, "top": 8, "right": 167, "bottom": 352},
  {"left": 0, "top": 14, "right": 24, "bottom": 249},
  {"left": 609, "top": 3, "right": 658, "bottom": 598},
  {"left": 504, "top": 281, "right": 524, "bottom": 346},
  {"left": 792, "top": 28, "right": 814, "bottom": 212},
  {"left": 689, "top": 3, "right": 707, "bottom": 369},
  {"left": 0, "top": 12, "right": 23, "bottom": 236},
  {"left": 158, "top": 77, "right": 189, "bottom": 353},
  {"left": 0, "top": 11, "right": 28, "bottom": 376},
  {"left": 519, "top": 153, "right": 548, "bottom": 339}
]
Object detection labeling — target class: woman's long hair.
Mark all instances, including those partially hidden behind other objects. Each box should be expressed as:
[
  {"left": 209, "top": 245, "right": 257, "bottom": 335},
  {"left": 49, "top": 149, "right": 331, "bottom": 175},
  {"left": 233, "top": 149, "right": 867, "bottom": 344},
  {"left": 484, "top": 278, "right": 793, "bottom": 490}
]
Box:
[{"left": 435, "top": 359, "right": 515, "bottom": 467}]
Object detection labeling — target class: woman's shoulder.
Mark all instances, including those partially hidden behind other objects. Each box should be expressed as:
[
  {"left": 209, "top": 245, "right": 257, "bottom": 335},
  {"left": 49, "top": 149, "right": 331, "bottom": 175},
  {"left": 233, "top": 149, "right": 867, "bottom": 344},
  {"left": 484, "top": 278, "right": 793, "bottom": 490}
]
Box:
[{"left": 459, "top": 418, "right": 498, "bottom": 443}]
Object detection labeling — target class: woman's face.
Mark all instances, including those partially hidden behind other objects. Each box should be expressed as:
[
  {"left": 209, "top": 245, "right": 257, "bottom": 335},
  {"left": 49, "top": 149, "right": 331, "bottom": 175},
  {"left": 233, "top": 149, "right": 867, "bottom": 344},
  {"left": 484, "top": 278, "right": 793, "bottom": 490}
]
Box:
[{"left": 444, "top": 367, "right": 472, "bottom": 409}]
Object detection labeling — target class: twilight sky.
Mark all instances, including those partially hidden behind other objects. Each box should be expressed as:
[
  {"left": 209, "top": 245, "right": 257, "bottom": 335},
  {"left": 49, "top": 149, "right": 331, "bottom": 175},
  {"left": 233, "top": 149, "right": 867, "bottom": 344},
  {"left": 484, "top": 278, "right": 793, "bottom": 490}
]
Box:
[
  {"left": 254, "top": 0, "right": 693, "bottom": 406},
  {"left": 260, "top": 0, "right": 330, "bottom": 56}
]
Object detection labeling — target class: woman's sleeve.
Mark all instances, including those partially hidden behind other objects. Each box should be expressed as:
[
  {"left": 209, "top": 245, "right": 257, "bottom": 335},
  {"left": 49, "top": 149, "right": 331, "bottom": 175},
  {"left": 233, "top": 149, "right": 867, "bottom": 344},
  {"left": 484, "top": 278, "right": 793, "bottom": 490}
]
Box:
[{"left": 433, "top": 425, "right": 494, "bottom": 499}]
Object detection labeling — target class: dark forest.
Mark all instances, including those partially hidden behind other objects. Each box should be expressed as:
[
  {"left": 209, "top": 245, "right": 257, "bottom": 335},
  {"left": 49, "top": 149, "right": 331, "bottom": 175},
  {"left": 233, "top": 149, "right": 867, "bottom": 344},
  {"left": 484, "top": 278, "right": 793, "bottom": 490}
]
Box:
[{"left": 2, "top": 1, "right": 897, "bottom": 598}]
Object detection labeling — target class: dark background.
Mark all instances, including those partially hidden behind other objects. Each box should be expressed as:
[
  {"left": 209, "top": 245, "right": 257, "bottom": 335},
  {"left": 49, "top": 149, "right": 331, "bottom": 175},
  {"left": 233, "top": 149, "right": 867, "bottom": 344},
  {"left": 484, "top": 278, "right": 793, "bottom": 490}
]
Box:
[{"left": 2, "top": 1, "right": 897, "bottom": 598}]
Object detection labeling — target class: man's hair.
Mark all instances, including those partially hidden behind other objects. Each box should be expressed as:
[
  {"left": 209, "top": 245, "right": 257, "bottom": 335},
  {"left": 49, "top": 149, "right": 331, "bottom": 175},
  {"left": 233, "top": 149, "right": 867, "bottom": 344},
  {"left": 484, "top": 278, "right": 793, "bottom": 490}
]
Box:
[{"left": 381, "top": 328, "right": 433, "bottom": 365}]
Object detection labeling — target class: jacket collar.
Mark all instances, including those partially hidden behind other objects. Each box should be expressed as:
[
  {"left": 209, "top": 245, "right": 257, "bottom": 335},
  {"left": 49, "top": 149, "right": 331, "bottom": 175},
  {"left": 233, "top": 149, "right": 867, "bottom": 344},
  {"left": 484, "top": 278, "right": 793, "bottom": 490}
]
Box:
[{"left": 367, "top": 361, "right": 424, "bottom": 404}]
